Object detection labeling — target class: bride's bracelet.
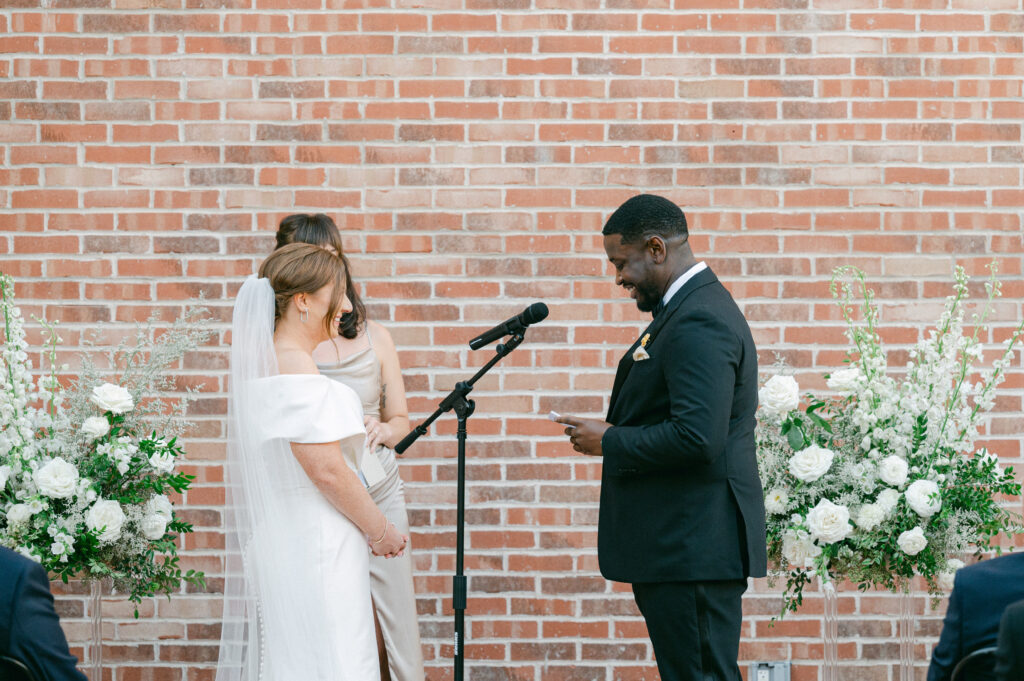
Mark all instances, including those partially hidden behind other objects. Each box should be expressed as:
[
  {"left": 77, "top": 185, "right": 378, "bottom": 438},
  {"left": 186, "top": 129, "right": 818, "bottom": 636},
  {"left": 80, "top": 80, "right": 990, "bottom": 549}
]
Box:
[{"left": 372, "top": 518, "right": 390, "bottom": 545}]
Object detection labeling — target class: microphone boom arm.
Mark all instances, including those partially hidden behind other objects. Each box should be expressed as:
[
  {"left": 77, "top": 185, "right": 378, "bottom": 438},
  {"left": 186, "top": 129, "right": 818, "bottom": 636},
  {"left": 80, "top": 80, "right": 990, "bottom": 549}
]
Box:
[{"left": 394, "top": 332, "right": 526, "bottom": 454}]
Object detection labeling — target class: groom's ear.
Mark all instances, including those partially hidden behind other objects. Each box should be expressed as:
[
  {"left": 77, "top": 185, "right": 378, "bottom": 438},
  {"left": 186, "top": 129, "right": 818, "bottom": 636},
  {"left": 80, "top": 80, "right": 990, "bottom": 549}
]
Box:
[{"left": 645, "top": 235, "right": 668, "bottom": 264}]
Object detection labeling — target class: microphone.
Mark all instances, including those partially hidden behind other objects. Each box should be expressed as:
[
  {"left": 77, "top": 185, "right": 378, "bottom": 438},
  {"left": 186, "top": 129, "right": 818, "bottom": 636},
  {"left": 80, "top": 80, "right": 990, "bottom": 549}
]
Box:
[{"left": 468, "top": 302, "right": 548, "bottom": 350}]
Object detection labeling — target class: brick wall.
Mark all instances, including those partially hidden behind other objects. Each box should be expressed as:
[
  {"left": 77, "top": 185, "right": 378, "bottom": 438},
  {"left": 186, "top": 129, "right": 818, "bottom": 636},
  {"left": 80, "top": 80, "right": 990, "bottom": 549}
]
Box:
[{"left": 2, "top": 2, "right": 1023, "bottom": 680}]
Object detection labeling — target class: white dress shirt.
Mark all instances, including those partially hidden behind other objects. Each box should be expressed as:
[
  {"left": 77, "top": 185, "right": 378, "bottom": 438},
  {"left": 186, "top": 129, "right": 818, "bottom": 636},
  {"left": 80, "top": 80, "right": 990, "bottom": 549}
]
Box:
[{"left": 661, "top": 261, "right": 707, "bottom": 307}]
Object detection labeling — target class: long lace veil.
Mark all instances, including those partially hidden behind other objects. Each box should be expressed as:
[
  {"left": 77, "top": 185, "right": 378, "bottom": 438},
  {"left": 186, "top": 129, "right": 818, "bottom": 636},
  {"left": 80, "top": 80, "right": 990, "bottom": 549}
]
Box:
[{"left": 216, "top": 276, "right": 338, "bottom": 681}]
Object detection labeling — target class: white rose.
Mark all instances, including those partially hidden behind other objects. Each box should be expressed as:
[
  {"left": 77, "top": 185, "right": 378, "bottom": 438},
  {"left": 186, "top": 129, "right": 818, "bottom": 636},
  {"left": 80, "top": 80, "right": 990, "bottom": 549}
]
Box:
[
  {"left": 90, "top": 383, "right": 134, "bottom": 414},
  {"left": 140, "top": 514, "right": 168, "bottom": 541},
  {"left": 878, "top": 456, "right": 909, "bottom": 487},
  {"left": 806, "top": 498, "right": 853, "bottom": 544},
  {"left": 16, "top": 546, "right": 41, "bottom": 563},
  {"left": 0, "top": 465, "right": 11, "bottom": 490},
  {"left": 82, "top": 416, "right": 110, "bottom": 440},
  {"left": 50, "top": 542, "right": 67, "bottom": 557},
  {"left": 149, "top": 451, "right": 175, "bottom": 475},
  {"left": 86, "top": 499, "right": 125, "bottom": 543},
  {"left": 788, "top": 445, "right": 836, "bottom": 483},
  {"left": 855, "top": 504, "right": 885, "bottom": 531},
  {"left": 782, "top": 529, "right": 822, "bottom": 569},
  {"left": 876, "top": 488, "right": 900, "bottom": 514},
  {"left": 759, "top": 375, "right": 800, "bottom": 417},
  {"left": 826, "top": 366, "right": 862, "bottom": 394},
  {"left": 905, "top": 480, "right": 942, "bottom": 517},
  {"left": 937, "top": 558, "right": 964, "bottom": 591},
  {"left": 146, "top": 495, "right": 173, "bottom": 521},
  {"left": 33, "top": 458, "right": 79, "bottom": 499},
  {"left": 6, "top": 503, "right": 33, "bottom": 527},
  {"left": 897, "top": 527, "right": 928, "bottom": 556},
  {"left": 764, "top": 488, "right": 790, "bottom": 515}
]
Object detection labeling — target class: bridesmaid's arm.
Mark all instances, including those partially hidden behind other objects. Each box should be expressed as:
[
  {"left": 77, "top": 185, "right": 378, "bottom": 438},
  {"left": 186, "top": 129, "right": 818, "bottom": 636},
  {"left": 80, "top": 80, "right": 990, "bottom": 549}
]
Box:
[{"left": 368, "top": 321, "right": 411, "bottom": 450}]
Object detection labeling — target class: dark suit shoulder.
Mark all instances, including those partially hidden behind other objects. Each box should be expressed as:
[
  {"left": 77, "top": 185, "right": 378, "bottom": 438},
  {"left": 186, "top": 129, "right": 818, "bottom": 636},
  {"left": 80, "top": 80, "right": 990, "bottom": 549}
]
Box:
[
  {"left": 0, "top": 547, "right": 35, "bottom": 598},
  {"left": 667, "top": 279, "right": 752, "bottom": 343},
  {"left": 955, "top": 553, "right": 1024, "bottom": 595}
]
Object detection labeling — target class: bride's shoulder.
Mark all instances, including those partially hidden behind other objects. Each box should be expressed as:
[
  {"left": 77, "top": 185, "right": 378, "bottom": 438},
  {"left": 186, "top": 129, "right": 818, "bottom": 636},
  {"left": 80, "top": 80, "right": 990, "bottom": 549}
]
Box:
[{"left": 275, "top": 347, "right": 319, "bottom": 376}]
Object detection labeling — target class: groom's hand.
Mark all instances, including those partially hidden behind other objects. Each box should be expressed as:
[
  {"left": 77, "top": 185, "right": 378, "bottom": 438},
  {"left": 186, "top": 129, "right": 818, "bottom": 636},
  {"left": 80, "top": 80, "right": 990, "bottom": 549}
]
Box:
[{"left": 555, "top": 415, "right": 610, "bottom": 457}]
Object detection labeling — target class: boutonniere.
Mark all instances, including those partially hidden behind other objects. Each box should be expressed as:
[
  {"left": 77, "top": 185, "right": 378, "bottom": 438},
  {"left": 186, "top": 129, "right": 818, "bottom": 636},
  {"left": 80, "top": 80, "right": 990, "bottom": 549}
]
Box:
[{"left": 632, "top": 333, "right": 651, "bottom": 361}]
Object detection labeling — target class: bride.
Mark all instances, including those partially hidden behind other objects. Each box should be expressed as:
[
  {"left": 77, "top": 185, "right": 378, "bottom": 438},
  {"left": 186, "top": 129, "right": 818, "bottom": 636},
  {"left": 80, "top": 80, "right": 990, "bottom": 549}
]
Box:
[{"left": 217, "top": 243, "right": 408, "bottom": 681}]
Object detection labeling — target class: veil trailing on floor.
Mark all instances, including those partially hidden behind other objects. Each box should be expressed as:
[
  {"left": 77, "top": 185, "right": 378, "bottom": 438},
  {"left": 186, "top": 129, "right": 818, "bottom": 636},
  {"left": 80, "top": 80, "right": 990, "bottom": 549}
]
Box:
[{"left": 216, "top": 276, "right": 348, "bottom": 681}]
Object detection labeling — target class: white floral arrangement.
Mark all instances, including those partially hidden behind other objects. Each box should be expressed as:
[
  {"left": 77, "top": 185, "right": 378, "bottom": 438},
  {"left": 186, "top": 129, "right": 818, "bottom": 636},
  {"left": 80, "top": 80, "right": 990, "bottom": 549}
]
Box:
[
  {"left": 757, "top": 265, "right": 1023, "bottom": 617},
  {"left": 0, "top": 273, "right": 210, "bottom": 613}
]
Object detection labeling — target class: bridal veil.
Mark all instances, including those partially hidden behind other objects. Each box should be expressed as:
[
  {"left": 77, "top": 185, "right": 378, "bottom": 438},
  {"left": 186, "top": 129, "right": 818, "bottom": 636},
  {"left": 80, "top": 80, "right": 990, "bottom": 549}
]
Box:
[{"left": 217, "top": 276, "right": 367, "bottom": 681}]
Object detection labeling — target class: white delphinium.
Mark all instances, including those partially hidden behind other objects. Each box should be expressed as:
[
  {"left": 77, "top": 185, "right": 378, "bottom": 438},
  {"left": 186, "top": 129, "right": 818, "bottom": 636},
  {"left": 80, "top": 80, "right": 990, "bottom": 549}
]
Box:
[
  {"left": 977, "top": 450, "right": 1003, "bottom": 477},
  {"left": 759, "top": 375, "right": 800, "bottom": 417}
]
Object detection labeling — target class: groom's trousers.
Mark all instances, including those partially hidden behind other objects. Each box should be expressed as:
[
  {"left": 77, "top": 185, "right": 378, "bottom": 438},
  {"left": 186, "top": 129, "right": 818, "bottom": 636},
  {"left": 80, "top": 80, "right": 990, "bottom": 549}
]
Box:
[{"left": 632, "top": 579, "right": 747, "bottom": 681}]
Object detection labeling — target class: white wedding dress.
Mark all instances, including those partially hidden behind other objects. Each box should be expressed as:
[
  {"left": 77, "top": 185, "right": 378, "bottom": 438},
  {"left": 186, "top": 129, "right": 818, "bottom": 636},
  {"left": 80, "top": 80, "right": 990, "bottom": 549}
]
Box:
[{"left": 217, "top": 277, "right": 381, "bottom": 681}]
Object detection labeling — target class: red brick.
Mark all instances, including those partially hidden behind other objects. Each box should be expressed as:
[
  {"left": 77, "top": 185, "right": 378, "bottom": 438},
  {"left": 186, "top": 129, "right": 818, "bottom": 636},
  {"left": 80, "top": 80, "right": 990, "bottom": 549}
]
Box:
[{"left": 11, "top": 7, "right": 1024, "bottom": 679}]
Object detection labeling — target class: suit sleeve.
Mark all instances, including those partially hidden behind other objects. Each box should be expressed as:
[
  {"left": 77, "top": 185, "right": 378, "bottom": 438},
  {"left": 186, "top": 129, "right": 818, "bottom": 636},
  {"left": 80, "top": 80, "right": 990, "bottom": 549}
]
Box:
[
  {"left": 995, "top": 600, "right": 1024, "bottom": 681},
  {"left": 601, "top": 308, "right": 739, "bottom": 475},
  {"left": 926, "top": 573, "right": 964, "bottom": 681},
  {"left": 10, "top": 561, "right": 88, "bottom": 681}
]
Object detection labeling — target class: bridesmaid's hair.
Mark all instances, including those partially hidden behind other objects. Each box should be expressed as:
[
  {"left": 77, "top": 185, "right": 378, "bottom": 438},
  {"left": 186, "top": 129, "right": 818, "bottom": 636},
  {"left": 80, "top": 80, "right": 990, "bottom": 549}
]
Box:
[
  {"left": 258, "top": 242, "right": 348, "bottom": 338},
  {"left": 275, "top": 213, "right": 366, "bottom": 340},
  {"left": 602, "top": 193, "right": 688, "bottom": 245}
]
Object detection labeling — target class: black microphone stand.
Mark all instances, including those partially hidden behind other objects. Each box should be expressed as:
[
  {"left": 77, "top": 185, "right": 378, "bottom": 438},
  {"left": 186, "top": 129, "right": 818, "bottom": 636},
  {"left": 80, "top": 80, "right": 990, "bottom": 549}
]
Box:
[{"left": 394, "top": 331, "right": 528, "bottom": 681}]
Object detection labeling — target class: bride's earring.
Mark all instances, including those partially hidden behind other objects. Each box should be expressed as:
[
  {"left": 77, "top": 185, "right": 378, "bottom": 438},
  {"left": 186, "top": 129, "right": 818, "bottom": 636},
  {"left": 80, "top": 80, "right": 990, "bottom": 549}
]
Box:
[{"left": 300, "top": 309, "right": 308, "bottom": 323}]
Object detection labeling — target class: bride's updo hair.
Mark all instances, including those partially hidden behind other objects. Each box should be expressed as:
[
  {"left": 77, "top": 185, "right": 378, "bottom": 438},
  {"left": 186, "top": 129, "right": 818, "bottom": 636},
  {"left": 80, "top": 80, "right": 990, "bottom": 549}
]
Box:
[
  {"left": 275, "top": 213, "right": 366, "bottom": 341},
  {"left": 258, "top": 242, "right": 347, "bottom": 336}
]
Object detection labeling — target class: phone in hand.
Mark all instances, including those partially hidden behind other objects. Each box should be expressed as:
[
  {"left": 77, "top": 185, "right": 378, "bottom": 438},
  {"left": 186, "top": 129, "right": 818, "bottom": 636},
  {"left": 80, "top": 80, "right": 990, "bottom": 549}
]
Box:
[{"left": 549, "top": 411, "right": 575, "bottom": 429}]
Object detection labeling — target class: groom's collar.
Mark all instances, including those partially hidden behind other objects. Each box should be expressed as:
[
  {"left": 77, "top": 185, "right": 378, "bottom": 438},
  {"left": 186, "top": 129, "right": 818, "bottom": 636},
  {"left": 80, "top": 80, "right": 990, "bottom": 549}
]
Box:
[{"left": 661, "top": 261, "right": 707, "bottom": 307}]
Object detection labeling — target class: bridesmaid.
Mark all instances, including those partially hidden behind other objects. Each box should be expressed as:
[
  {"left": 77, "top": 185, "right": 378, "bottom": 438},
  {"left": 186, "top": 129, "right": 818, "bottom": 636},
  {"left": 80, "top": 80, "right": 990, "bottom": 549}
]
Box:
[{"left": 274, "top": 214, "right": 425, "bottom": 681}]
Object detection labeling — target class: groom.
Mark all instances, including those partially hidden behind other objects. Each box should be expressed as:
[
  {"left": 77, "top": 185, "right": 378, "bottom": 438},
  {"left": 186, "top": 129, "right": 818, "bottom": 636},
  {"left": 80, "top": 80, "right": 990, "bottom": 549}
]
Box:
[{"left": 558, "top": 194, "right": 767, "bottom": 681}]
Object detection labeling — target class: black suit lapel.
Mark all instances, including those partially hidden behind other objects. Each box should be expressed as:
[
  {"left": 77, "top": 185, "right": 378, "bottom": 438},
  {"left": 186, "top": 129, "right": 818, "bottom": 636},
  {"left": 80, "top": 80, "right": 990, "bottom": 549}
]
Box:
[
  {"left": 607, "top": 326, "right": 650, "bottom": 420},
  {"left": 606, "top": 267, "right": 719, "bottom": 421}
]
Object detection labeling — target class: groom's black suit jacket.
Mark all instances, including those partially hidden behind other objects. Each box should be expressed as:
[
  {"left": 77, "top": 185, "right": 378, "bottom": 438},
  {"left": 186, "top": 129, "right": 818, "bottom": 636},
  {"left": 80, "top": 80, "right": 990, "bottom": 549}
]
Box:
[{"left": 599, "top": 266, "right": 768, "bottom": 583}]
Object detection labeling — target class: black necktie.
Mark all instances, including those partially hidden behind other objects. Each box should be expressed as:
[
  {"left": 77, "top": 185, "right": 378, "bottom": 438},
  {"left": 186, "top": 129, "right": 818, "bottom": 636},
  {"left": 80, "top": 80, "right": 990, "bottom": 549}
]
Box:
[{"left": 652, "top": 300, "right": 665, "bottom": 318}]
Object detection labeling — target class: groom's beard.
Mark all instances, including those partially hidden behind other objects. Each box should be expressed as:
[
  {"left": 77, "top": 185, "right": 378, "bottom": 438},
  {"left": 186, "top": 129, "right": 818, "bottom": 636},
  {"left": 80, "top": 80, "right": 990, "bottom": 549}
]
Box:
[{"left": 633, "top": 282, "right": 661, "bottom": 313}]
